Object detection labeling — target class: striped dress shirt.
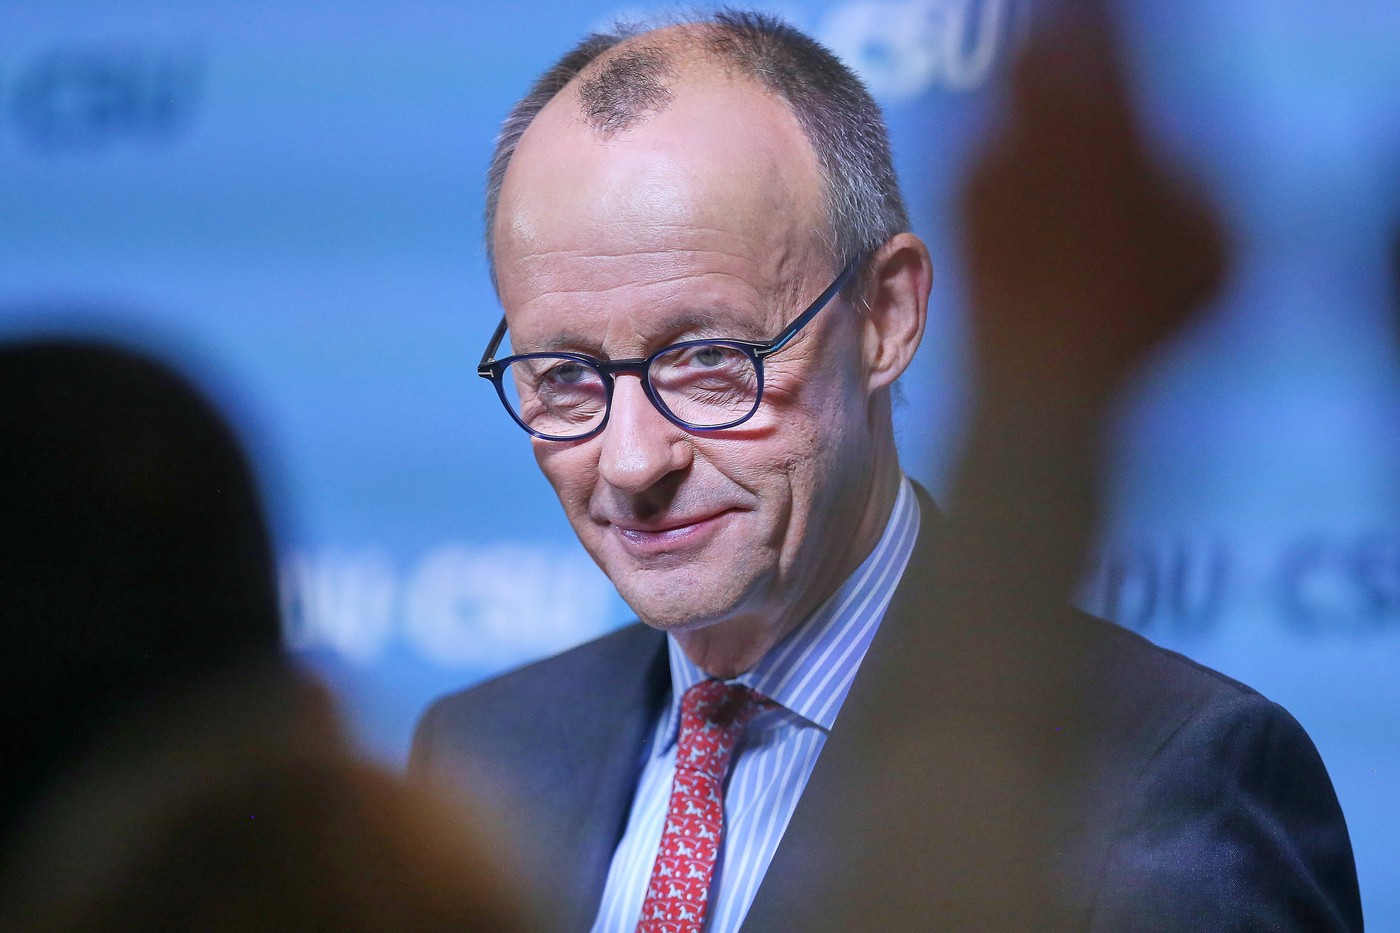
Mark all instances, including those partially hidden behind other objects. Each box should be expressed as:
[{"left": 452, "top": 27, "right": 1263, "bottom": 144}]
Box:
[{"left": 589, "top": 477, "right": 921, "bottom": 933}]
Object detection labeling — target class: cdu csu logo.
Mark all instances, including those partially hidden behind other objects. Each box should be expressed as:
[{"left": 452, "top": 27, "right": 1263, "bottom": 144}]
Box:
[{"left": 7, "top": 46, "right": 201, "bottom": 153}]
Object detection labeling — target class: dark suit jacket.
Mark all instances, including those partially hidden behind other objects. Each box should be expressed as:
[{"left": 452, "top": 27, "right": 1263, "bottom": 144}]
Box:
[{"left": 412, "top": 489, "right": 1363, "bottom": 931}]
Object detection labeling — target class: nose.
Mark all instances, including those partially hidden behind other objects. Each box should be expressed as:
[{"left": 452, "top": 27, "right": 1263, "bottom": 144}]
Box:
[{"left": 597, "top": 376, "right": 692, "bottom": 494}]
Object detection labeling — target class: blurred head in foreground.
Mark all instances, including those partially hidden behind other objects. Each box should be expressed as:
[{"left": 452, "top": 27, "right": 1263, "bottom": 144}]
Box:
[
  {"left": 0, "top": 337, "right": 281, "bottom": 837},
  {"left": 0, "top": 336, "right": 532, "bottom": 931}
]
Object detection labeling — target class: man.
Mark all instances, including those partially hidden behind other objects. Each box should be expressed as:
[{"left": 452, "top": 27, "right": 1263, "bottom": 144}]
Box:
[{"left": 413, "top": 11, "right": 1362, "bottom": 931}]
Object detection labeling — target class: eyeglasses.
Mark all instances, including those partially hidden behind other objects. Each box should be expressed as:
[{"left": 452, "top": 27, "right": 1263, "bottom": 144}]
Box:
[{"left": 478, "top": 260, "right": 858, "bottom": 441}]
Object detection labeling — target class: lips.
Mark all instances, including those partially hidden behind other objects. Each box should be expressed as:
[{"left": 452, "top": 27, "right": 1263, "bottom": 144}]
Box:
[
  {"left": 614, "top": 512, "right": 723, "bottom": 534},
  {"left": 609, "top": 509, "right": 737, "bottom": 556}
]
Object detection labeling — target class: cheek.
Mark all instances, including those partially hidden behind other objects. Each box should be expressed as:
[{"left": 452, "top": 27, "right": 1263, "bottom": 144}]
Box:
[
  {"left": 761, "top": 359, "right": 863, "bottom": 447},
  {"left": 752, "top": 364, "right": 866, "bottom": 505},
  {"left": 532, "top": 442, "right": 596, "bottom": 512},
  {"left": 700, "top": 404, "right": 832, "bottom": 497},
  {"left": 762, "top": 325, "right": 866, "bottom": 409}
]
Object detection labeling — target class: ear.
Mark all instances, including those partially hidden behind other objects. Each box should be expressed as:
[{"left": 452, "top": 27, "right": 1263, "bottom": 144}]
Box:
[{"left": 859, "top": 232, "right": 932, "bottom": 393}]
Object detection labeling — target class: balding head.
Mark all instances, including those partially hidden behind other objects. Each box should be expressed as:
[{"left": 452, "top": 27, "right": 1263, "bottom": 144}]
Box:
[
  {"left": 494, "top": 56, "right": 830, "bottom": 319},
  {"left": 483, "top": 11, "right": 909, "bottom": 291}
]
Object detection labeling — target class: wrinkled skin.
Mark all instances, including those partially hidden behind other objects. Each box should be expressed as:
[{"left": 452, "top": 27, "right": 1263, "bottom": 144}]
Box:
[{"left": 493, "top": 63, "right": 929, "bottom": 676}]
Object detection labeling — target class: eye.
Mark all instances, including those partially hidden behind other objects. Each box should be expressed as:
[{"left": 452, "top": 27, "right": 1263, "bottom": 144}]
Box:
[
  {"left": 544, "top": 360, "right": 589, "bottom": 386},
  {"left": 693, "top": 345, "right": 728, "bottom": 368},
  {"left": 666, "top": 343, "right": 745, "bottom": 370}
]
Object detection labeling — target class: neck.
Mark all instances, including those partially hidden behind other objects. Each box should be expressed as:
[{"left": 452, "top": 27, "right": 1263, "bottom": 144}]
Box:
[{"left": 674, "top": 440, "right": 905, "bottom": 679}]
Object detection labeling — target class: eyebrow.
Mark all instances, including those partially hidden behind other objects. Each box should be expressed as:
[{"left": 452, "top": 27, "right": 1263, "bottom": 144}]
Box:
[{"left": 515, "top": 305, "right": 771, "bottom": 357}]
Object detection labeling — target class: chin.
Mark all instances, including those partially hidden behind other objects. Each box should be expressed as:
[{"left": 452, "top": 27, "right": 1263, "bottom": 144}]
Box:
[
  {"left": 617, "top": 570, "right": 762, "bottom": 634},
  {"left": 624, "top": 592, "right": 731, "bottom": 633}
]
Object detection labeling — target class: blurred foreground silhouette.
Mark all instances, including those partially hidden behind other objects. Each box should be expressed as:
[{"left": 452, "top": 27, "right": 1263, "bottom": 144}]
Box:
[
  {"left": 0, "top": 338, "right": 534, "bottom": 931},
  {"left": 741, "top": 3, "right": 1340, "bottom": 929}
]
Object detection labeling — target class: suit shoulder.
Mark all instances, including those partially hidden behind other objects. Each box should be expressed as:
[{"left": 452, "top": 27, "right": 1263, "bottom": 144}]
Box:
[
  {"left": 1055, "top": 607, "right": 1300, "bottom": 791},
  {"left": 1067, "top": 606, "right": 1259, "bottom": 705},
  {"left": 1074, "top": 614, "right": 1362, "bottom": 929},
  {"left": 424, "top": 621, "right": 662, "bottom": 715},
  {"left": 1053, "top": 612, "right": 1360, "bottom": 929},
  {"left": 410, "top": 622, "right": 665, "bottom": 771}
]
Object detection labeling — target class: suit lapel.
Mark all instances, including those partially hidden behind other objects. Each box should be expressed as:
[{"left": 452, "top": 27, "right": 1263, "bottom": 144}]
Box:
[
  {"left": 742, "top": 484, "right": 946, "bottom": 926},
  {"left": 548, "top": 624, "right": 671, "bottom": 929}
]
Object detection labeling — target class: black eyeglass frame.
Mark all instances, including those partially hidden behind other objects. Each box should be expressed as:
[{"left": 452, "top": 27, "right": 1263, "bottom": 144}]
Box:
[{"left": 477, "top": 259, "right": 859, "bottom": 442}]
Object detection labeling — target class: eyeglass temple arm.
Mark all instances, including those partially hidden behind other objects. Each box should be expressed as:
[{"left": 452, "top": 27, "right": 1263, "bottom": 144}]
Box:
[
  {"left": 478, "top": 315, "right": 510, "bottom": 373},
  {"left": 757, "top": 259, "right": 859, "bottom": 359}
]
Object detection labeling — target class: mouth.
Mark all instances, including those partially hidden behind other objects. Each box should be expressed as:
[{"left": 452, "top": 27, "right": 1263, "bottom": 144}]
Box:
[{"left": 610, "top": 509, "right": 737, "bottom": 556}]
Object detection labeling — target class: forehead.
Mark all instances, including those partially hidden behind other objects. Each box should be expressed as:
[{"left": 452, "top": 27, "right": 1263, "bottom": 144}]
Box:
[{"left": 492, "top": 67, "right": 830, "bottom": 349}]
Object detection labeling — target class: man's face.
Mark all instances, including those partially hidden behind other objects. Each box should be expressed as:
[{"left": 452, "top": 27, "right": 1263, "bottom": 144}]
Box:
[{"left": 492, "top": 69, "right": 885, "bottom": 644}]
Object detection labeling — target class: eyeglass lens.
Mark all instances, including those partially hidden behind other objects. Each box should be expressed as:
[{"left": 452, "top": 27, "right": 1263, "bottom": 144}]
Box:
[{"left": 499, "top": 343, "right": 759, "bottom": 438}]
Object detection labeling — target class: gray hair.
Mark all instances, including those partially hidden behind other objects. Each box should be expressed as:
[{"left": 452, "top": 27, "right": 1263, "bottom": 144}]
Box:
[{"left": 483, "top": 9, "right": 910, "bottom": 292}]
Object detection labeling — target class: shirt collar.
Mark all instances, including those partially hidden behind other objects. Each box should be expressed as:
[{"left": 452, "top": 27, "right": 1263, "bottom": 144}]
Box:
[{"left": 660, "top": 476, "right": 921, "bottom": 748}]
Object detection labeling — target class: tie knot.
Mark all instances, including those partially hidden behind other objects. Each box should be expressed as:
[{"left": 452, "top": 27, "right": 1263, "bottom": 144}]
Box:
[
  {"left": 681, "top": 679, "right": 767, "bottom": 728},
  {"left": 675, "top": 680, "right": 768, "bottom": 782}
]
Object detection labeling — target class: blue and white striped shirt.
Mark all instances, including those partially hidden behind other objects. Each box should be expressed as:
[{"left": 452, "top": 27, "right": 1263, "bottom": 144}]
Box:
[{"left": 589, "top": 477, "right": 921, "bottom": 933}]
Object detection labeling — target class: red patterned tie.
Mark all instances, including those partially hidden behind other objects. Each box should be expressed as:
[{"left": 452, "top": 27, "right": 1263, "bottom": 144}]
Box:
[{"left": 635, "top": 680, "right": 766, "bottom": 933}]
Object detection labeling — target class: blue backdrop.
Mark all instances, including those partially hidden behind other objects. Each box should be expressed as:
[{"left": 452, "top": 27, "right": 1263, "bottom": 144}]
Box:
[{"left": 4, "top": 0, "right": 1397, "bottom": 923}]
